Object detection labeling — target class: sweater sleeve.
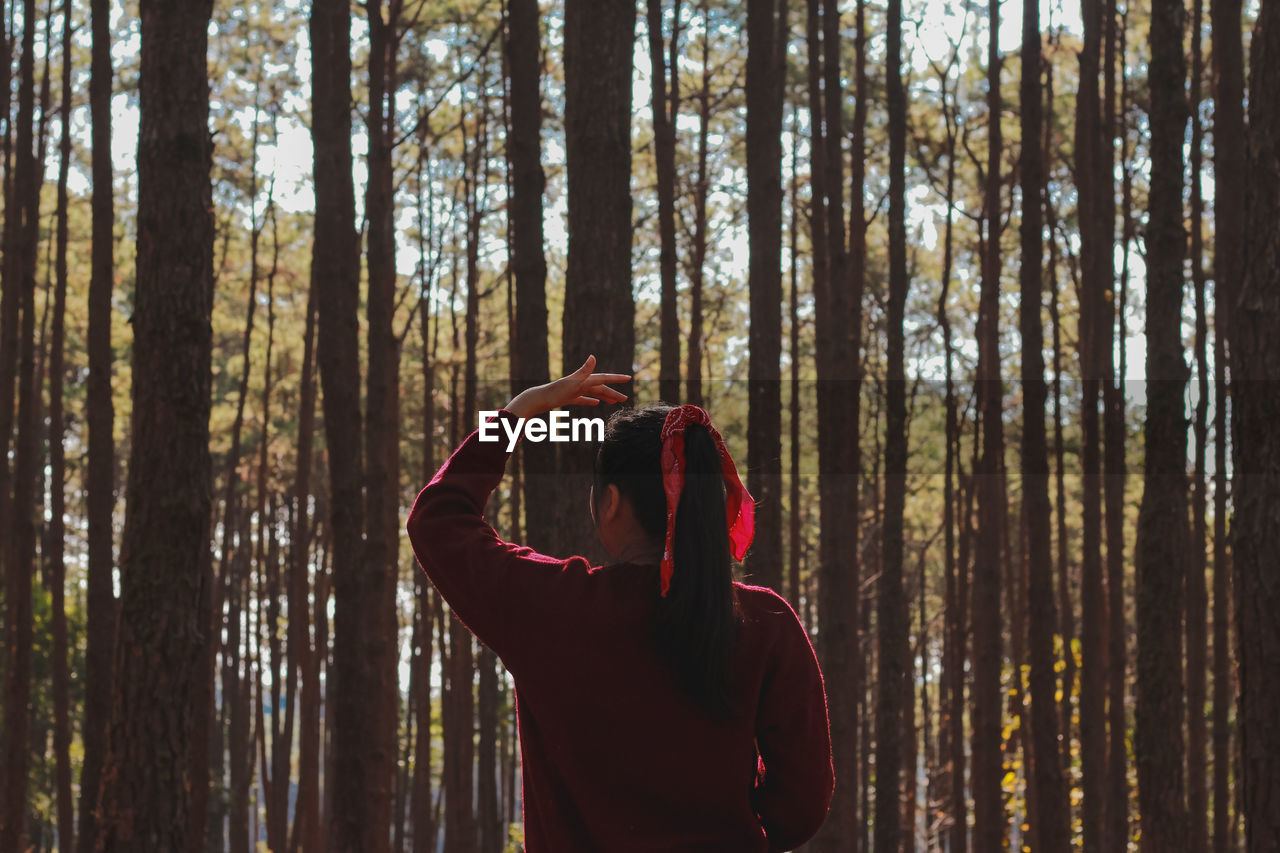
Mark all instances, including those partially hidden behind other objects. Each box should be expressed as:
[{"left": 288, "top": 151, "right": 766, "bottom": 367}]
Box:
[
  {"left": 752, "top": 595, "right": 835, "bottom": 852},
  {"left": 405, "top": 409, "right": 591, "bottom": 672}
]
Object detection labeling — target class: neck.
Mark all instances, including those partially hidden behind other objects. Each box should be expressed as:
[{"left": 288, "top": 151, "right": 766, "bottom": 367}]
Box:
[{"left": 615, "top": 539, "right": 663, "bottom": 566}]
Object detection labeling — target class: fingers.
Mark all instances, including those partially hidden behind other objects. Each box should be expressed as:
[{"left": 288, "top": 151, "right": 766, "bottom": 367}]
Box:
[
  {"left": 569, "top": 395, "right": 601, "bottom": 406},
  {"left": 584, "top": 384, "right": 628, "bottom": 403}
]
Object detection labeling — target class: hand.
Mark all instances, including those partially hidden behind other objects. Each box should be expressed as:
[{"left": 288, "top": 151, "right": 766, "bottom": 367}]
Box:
[{"left": 505, "top": 355, "right": 631, "bottom": 420}]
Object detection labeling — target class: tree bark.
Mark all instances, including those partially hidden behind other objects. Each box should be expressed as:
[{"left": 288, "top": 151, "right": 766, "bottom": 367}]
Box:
[
  {"left": 1187, "top": 2, "right": 1209, "bottom": 847},
  {"left": 873, "top": 0, "right": 909, "bottom": 848},
  {"left": 310, "top": 0, "right": 369, "bottom": 845},
  {"left": 560, "top": 0, "right": 636, "bottom": 559},
  {"left": 1, "top": 0, "right": 40, "bottom": 842},
  {"left": 66, "top": 0, "right": 117, "bottom": 830},
  {"left": 971, "top": 0, "right": 1006, "bottom": 846},
  {"left": 805, "top": 0, "right": 862, "bottom": 846},
  {"left": 744, "top": 0, "right": 784, "bottom": 592},
  {"left": 287, "top": 287, "right": 319, "bottom": 853},
  {"left": 50, "top": 2, "right": 74, "bottom": 846},
  {"left": 1074, "top": 0, "right": 1108, "bottom": 844},
  {"left": 364, "top": 2, "right": 404, "bottom": 846},
  {"left": 1235, "top": 1, "right": 1280, "bottom": 847},
  {"left": 505, "top": 0, "right": 555, "bottom": 555},
  {"left": 685, "top": 8, "right": 710, "bottom": 408},
  {"left": 1209, "top": 0, "right": 1243, "bottom": 841},
  {"left": 1019, "top": 0, "right": 1069, "bottom": 844},
  {"left": 649, "top": 0, "right": 682, "bottom": 403},
  {"left": 92, "top": 0, "right": 215, "bottom": 843},
  {"left": 1134, "top": 0, "right": 1190, "bottom": 841},
  {"left": 939, "top": 47, "right": 967, "bottom": 853}
]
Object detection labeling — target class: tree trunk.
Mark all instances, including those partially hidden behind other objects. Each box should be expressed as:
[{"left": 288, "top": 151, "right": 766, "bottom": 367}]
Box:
[
  {"left": 50, "top": 2, "right": 74, "bottom": 846},
  {"left": 1, "top": 0, "right": 40, "bottom": 841},
  {"left": 686, "top": 7, "right": 710, "bottom": 408},
  {"left": 1044, "top": 45, "right": 1075, "bottom": 790},
  {"left": 1019, "top": 0, "right": 1068, "bottom": 843},
  {"left": 971, "top": 0, "right": 1006, "bottom": 846},
  {"left": 560, "top": 0, "right": 636, "bottom": 557},
  {"left": 873, "top": 0, "right": 909, "bottom": 848},
  {"left": 92, "top": 0, "right": 215, "bottom": 843},
  {"left": 744, "top": 0, "right": 784, "bottom": 593},
  {"left": 505, "top": 0, "right": 555, "bottom": 555},
  {"left": 1100, "top": 1, "right": 1131, "bottom": 847},
  {"left": 938, "top": 45, "right": 967, "bottom": 853},
  {"left": 1074, "top": 0, "right": 1108, "bottom": 844},
  {"left": 1209, "top": 0, "right": 1243, "bottom": 841},
  {"left": 310, "top": 0, "right": 369, "bottom": 844},
  {"left": 649, "top": 0, "right": 682, "bottom": 403},
  {"left": 1235, "top": 1, "right": 1280, "bottom": 847},
  {"left": 224, "top": 99, "right": 267, "bottom": 853},
  {"left": 364, "top": 2, "right": 404, "bottom": 846},
  {"left": 1187, "top": 2, "right": 1209, "bottom": 847},
  {"left": 788, "top": 101, "right": 801, "bottom": 612},
  {"left": 287, "top": 287, "right": 319, "bottom": 853},
  {"left": 1134, "top": 0, "right": 1190, "bottom": 841},
  {"left": 806, "top": 0, "right": 862, "bottom": 846}
]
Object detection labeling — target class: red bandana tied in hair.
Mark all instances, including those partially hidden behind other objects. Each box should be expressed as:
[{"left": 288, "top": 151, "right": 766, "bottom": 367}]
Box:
[{"left": 658, "top": 405, "right": 756, "bottom": 597}]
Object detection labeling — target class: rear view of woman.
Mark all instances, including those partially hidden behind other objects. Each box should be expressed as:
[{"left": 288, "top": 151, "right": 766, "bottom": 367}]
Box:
[{"left": 406, "top": 356, "right": 833, "bottom": 852}]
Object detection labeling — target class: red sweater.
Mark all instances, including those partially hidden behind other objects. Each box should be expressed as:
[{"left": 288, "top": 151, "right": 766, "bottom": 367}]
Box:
[{"left": 406, "top": 411, "right": 834, "bottom": 852}]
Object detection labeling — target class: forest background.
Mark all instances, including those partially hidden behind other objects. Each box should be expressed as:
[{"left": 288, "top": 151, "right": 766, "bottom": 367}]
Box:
[{"left": 0, "top": 0, "right": 1278, "bottom": 849}]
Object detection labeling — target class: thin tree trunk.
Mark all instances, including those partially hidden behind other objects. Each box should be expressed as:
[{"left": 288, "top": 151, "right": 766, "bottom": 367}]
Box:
[
  {"left": 1044, "top": 41, "right": 1075, "bottom": 789},
  {"left": 258, "top": 208, "right": 287, "bottom": 853},
  {"left": 1186, "top": 2, "right": 1209, "bottom": 847},
  {"left": 806, "top": 0, "right": 863, "bottom": 847},
  {"left": 1074, "top": 0, "right": 1108, "bottom": 844},
  {"left": 1209, "top": 0, "right": 1243, "bottom": 839},
  {"left": 1235, "top": 1, "right": 1280, "bottom": 847},
  {"left": 649, "top": 0, "right": 682, "bottom": 403},
  {"left": 92, "top": 0, "right": 215, "bottom": 842},
  {"left": 49, "top": 2, "right": 74, "bottom": 847},
  {"left": 410, "top": 88, "right": 439, "bottom": 853},
  {"left": 1134, "top": 0, "right": 1190, "bottom": 840},
  {"left": 874, "top": 0, "right": 909, "bottom": 845},
  {"left": 0, "top": 0, "right": 39, "bottom": 839},
  {"left": 1100, "top": 1, "right": 1131, "bottom": 847},
  {"left": 1019, "top": 0, "right": 1068, "bottom": 841},
  {"left": 311, "top": 0, "right": 368, "bottom": 843},
  {"left": 938, "top": 46, "right": 966, "bottom": 853},
  {"left": 971, "top": 0, "right": 1006, "bottom": 845},
  {"left": 364, "top": 2, "right": 404, "bottom": 847},
  {"left": 0, "top": 0, "right": 20, "bottom": 585},
  {"left": 685, "top": 6, "right": 710, "bottom": 407},
  {"left": 787, "top": 100, "right": 801, "bottom": 612},
  {"left": 228, "top": 97, "right": 268, "bottom": 853},
  {"left": 287, "top": 287, "right": 319, "bottom": 853},
  {"left": 505, "top": 0, "right": 554, "bottom": 555},
  {"left": 744, "top": 0, "right": 785, "bottom": 593}
]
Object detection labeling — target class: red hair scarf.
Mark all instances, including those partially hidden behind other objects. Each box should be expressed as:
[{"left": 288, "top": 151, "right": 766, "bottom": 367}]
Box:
[{"left": 658, "top": 405, "right": 756, "bottom": 596}]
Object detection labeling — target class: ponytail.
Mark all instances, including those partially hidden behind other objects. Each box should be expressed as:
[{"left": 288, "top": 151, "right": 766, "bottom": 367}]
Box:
[{"left": 593, "top": 405, "right": 742, "bottom": 717}]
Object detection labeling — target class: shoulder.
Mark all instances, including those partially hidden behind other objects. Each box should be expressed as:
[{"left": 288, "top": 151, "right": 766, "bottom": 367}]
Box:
[
  {"left": 734, "top": 583, "right": 814, "bottom": 649},
  {"left": 734, "top": 582, "right": 799, "bottom": 619}
]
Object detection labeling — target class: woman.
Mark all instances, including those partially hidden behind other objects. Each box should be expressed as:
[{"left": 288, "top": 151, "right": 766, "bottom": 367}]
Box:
[{"left": 406, "top": 356, "right": 833, "bottom": 852}]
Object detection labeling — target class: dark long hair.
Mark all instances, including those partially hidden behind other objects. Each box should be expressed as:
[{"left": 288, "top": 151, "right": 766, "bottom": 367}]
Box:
[{"left": 592, "top": 404, "right": 742, "bottom": 716}]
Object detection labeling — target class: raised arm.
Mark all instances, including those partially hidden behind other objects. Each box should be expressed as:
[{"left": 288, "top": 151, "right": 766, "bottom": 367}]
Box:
[
  {"left": 406, "top": 356, "right": 630, "bottom": 669},
  {"left": 406, "top": 410, "right": 573, "bottom": 667}
]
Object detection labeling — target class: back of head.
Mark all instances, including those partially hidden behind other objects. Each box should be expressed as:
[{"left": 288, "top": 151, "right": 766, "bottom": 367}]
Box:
[{"left": 593, "top": 404, "right": 742, "bottom": 717}]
